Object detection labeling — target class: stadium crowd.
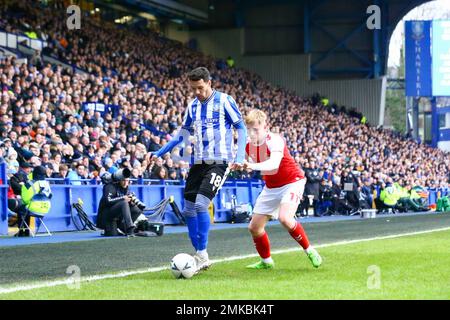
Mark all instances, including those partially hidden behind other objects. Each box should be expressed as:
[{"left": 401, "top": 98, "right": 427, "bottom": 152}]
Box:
[{"left": 1, "top": 0, "right": 449, "bottom": 216}]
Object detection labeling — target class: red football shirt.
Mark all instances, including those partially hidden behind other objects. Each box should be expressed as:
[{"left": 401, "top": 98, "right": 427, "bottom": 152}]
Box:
[{"left": 245, "top": 132, "right": 305, "bottom": 188}]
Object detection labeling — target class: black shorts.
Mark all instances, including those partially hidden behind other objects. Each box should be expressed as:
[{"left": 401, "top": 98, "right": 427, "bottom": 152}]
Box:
[{"left": 184, "top": 163, "right": 229, "bottom": 203}]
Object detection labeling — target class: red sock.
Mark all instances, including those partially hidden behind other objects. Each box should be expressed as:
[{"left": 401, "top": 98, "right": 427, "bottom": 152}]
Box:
[
  {"left": 289, "top": 222, "right": 310, "bottom": 250},
  {"left": 252, "top": 232, "right": 271, "bottom": 259}
]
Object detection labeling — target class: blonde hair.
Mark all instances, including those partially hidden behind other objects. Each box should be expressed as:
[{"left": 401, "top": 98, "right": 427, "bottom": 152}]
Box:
[{"left": 245, "top": 109, "right": 267, "bottom": 126}]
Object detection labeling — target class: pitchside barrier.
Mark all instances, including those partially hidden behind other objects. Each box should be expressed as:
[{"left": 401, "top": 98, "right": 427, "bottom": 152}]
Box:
[
  {"left": 0, "top": 161, "right": 448, "bottom": 235},
  {"left": 0, "top": 172, "right": 264, "bottom": 235},
  {"left": 0, "top": 163, "right": 7, "bottom": 235}
]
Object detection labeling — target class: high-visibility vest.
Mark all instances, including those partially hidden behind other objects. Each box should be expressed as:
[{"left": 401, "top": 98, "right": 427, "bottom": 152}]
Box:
[
  {"left": 21, "top": 180, "right": 52, "bottom": 215},
  {"left": 25, "top": 31, "right": 38, "bottom": 39},
  {"left": 380, "top": 186, "right": 399, "bottom": 206},
  {"left": 226, "top": 58, "right": 235, "bottom": 68}
]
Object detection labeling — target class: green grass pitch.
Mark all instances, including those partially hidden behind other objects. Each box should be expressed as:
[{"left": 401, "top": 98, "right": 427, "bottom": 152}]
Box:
[{"left": 2, "top": 228, "right": 449, "bottom": 300}]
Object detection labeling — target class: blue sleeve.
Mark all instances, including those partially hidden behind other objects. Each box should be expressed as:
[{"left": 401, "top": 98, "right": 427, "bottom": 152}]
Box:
[
  {"left": 155, "top": 138, "right": 180, "bottom": 158},
  {"left": 233, "top": 120, "right": 247, "bottom": 164},
  {"left": 155, "top": 106, "right": 193, "bottom": 157},
  {"left": 154, "top": 127, "right": 190, "bottom": 158},
  {"left": 155, "top": 134, "right": 183, "bottom": 158}
]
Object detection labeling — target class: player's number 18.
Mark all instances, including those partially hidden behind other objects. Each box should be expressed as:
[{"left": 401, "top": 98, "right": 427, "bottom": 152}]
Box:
[{"left": 210, "top": 173, "right": 223, "bottom": 187}]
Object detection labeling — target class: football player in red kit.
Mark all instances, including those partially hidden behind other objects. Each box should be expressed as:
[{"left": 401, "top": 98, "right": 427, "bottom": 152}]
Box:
[{"left": 238, "top": 109, "right": 322, "bottom": 269}]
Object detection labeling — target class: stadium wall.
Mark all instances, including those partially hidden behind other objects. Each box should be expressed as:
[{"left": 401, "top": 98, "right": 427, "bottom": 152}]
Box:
[
  {"left": 239, "top": 54, "right": 385, "bottom": 126},
  {"left": 189, "top": 28, "right": 244, "bottom": 60},
  {"left": 164, "top": 21, "right": 190, "bottom": 44},
  {"left": 185, "top": 28, "right": 384, "bottom": 125}
]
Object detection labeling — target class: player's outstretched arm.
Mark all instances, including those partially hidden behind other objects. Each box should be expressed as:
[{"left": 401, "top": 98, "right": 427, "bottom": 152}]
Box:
[
  {"left": 232, "top": 120, "right": 247, "bottom": 167},
  {"left": 246, "top": 151, "right": 283, "bottom": 172},
  {"left": 151, "top": 127, "right": 190, "bottom": 160}
]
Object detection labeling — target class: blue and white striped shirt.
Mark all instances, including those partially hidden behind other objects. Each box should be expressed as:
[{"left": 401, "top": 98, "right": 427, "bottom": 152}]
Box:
[{"left": 182, "top": 90, "right": 243, "bottom": 163}]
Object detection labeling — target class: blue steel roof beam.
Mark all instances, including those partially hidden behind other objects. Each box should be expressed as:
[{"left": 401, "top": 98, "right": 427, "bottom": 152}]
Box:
[
  {"left": 311, "top": 21, "right": 373, "bottom": 68},
  {"left": 373, "top": 0, "right": 382, "bottom": 78},
  {"left": 304, "top": 0, "right": 311, "bottom": 54},
  {"left": 380, "top": 0, "right": 389, "bottom": 75},
  {"left": 311, "top": 22, "right": 368, "bottom": 70},
  {"left": 233, "top": 0, "right": 245, "bottom": 28}
]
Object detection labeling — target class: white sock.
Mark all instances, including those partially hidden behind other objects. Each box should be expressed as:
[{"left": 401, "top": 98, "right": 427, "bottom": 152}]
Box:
[
  {"left": 197, "top": 249, "right": 208, "bottom": 259},
  {"left": 262, "top": 257, "right": 273, "bottom": 264},
  {"left": 304, "top": 246, "right": 313, "bottom": 254}
]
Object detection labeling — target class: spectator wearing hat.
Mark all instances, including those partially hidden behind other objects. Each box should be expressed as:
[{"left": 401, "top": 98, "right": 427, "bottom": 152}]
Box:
[{"left": 9, "top": 162, "right": 33, "bottom": 195}]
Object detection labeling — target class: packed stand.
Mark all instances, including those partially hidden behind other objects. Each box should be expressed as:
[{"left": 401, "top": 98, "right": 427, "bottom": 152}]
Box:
[{"left": 0, "top": 0, "right": 449, "bottom": 217}]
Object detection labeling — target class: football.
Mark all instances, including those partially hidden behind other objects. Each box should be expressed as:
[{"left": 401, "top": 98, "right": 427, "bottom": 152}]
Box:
[{"left": 170, "top": 253, "right": 197, "bottom": 279}]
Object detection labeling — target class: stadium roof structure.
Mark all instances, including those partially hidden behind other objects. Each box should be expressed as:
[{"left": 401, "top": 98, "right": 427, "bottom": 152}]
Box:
[
  {"left": 203, "top": 0, "right": 431, "bottom": 80},
  {"left": 94, "top": 0, "right": 210, "bottom": 24},
  {"left": 94, "top": 0, "right": 431, "bottom": 79},
  {"left": 109, "top": 0, "right": 429, "bottom": 80}
]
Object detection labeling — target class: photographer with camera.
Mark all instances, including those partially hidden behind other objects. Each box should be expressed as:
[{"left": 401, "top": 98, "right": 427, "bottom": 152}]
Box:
[{"left": 96, "top": 168, "right": 144, "bottom": 237}]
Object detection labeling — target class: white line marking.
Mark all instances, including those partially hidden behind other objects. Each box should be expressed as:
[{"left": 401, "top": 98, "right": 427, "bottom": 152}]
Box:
[{"left": 0, "top": 226, "right": 449, "bottom": 295}]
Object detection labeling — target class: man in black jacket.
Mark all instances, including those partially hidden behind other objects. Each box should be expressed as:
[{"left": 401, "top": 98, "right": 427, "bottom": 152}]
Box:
[
  {"left": 298, "top": 161, "right": 321, "bottom": 217},
  {"left": 96, "top": 170, "right": 142, "bottom": 236},
  {"left": 342, "top": 168, "right": 360, "bottom": 213},
  {"left": 319, "top": 179, "right": 334, "bottom": 215},
  {"left": 360, "top": 178, "right": 373, "bottom": 209},
  {"left": 9, "top": 162, "right": 33, "bottom": 195}
]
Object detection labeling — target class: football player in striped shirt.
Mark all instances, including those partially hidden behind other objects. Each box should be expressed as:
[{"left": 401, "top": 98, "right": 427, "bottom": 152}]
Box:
[{"left": 150, "top": 67, "right": 247, "bottom": 271}]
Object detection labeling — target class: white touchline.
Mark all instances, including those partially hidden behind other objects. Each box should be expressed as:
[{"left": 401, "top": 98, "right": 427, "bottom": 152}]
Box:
[{"left": 0, "top": 226, "right": 449, "bottom": 295}]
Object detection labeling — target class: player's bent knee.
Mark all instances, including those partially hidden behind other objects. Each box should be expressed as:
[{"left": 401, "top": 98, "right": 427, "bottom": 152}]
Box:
[
  {"left": 248, "top": 224, "right": 260, "bottom": 236},
  {"left": 183, "top": 200, "right": 196, "bottom": 218},
  {"left": 248, "top": 220, "right": 265, "bottom": 236},
  {"left": 278, "top": 214, "right": 295, "bottom": 229},
  {"left": 194, "top": 193, "right": 211, "bottom": 213}
]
